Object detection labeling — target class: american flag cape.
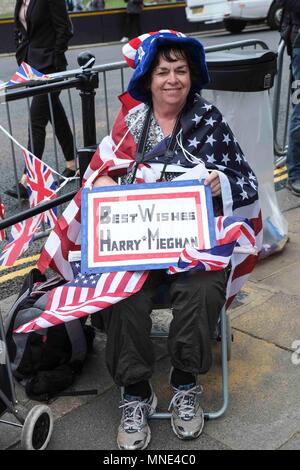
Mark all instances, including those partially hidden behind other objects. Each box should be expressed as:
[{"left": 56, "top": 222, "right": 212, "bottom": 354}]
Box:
[
  {"left": 0, "top": 213, "right": 44, "bottom": 267},
  {"left": 6, "top": 62, "right": 49, "bottom": 87},
  {"left": 0, "top": 196, "right": 5, "bottom": 241},
  {"left": 23, "top": 149, "right": 58, "bottom": 228},
  {"left": 15, "top": 93, "right": 262, "bottom": 333}
]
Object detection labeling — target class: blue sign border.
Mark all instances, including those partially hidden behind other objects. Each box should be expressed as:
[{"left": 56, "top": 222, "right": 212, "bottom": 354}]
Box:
[{"left": 81, "top": 179, "right": 216, "bottom": 273}]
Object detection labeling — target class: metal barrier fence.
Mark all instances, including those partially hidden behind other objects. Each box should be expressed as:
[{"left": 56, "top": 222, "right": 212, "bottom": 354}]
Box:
[{"left": 0, "top": 38, "right": 290, "bottom": 243}]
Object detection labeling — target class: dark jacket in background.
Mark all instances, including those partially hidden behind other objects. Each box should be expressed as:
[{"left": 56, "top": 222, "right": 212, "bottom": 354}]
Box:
[
  {"left": 14, "top": 0, "right": 73, "bottom": 72},
  {"left": 278, "top": 0, "right": 300, "bottom": 53}
]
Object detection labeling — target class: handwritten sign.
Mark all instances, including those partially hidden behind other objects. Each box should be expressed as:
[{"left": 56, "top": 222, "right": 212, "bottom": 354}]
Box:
[{"left": 81, "top": 180, "right": 216, "bottom": 273}]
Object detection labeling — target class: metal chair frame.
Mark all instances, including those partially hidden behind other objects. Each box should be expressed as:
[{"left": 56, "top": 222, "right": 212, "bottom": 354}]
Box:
[{"left": 148, "top": 305, "right": 229, "bottom": 421}]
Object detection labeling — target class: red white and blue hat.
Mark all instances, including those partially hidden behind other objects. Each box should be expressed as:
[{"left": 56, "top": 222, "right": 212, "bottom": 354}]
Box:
[{"left": 122, "top": 30, "right": 209, "bottom": 102}]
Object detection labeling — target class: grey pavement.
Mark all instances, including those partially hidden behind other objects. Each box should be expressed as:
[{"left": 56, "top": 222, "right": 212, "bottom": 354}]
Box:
[{"left": 1, "top": 186, "right": 300, "bottom": 451}]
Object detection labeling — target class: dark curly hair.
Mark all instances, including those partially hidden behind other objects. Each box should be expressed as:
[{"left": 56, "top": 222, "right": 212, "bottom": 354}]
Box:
[{"left": 137, "top": 43, "right": 202, "bottom": 104}]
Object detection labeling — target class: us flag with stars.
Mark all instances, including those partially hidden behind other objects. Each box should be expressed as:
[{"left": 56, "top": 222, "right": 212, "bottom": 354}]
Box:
[
  {"left": 27, "top": 92, "right": 262, "bottom": 333},
  {"left": 144, "top": 96, "right": 259, "bottom": 213}
]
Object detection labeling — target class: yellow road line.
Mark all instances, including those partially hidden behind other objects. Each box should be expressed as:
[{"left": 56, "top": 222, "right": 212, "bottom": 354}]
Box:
[
  {"left": 274, "top": 166, "right": 287, "bottom": 175},
  {"left": 0, "top": 265, "right": 36, "bottom": 284},
  {"left": 0, "top": 254, "right": 39, "bottom": 272},
  {"left": 274, "top": 174, "right": 288, "bottom": 183}
]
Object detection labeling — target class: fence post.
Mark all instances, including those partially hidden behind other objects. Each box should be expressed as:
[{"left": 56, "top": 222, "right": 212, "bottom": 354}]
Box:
[
  {"left": 77, "top": 51, "right": 98, "bottom": 147},
  {"left": 76, "top": 52, "right": 99, "bottom": 181}
]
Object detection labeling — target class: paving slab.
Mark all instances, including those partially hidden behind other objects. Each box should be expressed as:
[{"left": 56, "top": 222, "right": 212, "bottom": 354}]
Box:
[
  {"left": 276, "top": 188, "right": 300, "bottom": 214},
  {"left": 201, "top": 331, "right": 300, "bottom": 450},
  {"left": 232, "top": 291, "right": 300, "bottom": 351},
  {"left": 43, "top": 354, "right": 232, "bottom": 451},
  {"left": 284, "top": 208, "right": 300, "bottom": 234},
  {"left": 10, "top": 328, "right": 300, "bottom": 450},
  {"left": 250, "top": 237, "right": 300, "bottom": 283},
  {"left": 254, "top": 260, "right": 300, "bottom": 296},
  {"left": 279, "top": 433, "right": 300, "bottom": 450},
  {"left": 229, "top": 282, "right": 275, "bottom": 321}
]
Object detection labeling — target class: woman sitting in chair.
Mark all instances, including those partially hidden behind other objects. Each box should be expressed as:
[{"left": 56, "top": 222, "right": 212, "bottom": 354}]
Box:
[
  {"left": 37, "top": 30, "right": 261, "bottom": 450},
  {"left": 87, "top": 30, "right": 261, "bottom": 450}
]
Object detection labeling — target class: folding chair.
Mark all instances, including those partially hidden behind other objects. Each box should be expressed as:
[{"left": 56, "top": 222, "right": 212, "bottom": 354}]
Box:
[{"left": 147, "top": 298, "right": 231, "bottom": 422}]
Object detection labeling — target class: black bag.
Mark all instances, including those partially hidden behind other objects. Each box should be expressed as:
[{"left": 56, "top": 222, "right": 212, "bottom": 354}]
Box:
[{"left": 4, "top": 269, "right": 95, "bottom": 401}]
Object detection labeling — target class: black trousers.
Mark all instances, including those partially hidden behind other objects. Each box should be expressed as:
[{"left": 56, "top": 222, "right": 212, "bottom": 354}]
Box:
[
  {"left": 28, "top": 90, "right": 75, "bottom": 162},
  {"left": 124, "top": 13, "right": 141, "bottom": 39},
  {"left": 101, "top": 269, "right": 227, "bottom": 387}
]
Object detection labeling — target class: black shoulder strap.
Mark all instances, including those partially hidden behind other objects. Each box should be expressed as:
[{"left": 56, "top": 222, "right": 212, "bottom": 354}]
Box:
[
  {"left": 159, "top": 112, "right": 183, "bottom": 181},
  {"left": 128, "top": 106, "right": 152, "bottom": 184}
]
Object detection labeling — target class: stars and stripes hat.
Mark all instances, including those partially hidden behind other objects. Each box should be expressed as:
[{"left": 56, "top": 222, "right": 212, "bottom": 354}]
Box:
[{"left": 122, "top": 30, "right": 209, "bottom": 103}]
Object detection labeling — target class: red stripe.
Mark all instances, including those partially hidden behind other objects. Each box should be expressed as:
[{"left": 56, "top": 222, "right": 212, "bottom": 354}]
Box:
[
  {"left": 231, "top": 254, "right": 257, "bottom": 281},
  {"left": 217, "top": 224, "right": 242, "bottom": 246},
  {"left": 240, "top": 224, "right": 256, "bottom": 246},
  {"left": 250, "top": 212, "right": 263, "bottom": 235}
]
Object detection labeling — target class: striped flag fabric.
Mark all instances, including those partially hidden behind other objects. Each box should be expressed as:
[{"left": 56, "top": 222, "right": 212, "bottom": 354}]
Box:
[
  {"left": 0, "top": 214, "right": 44, "bottom": 267},
  {"left": 23, "top": 149, "right": 58, "bottom": 228},
  {"left": 15, "top": 264, "right": 148, "bottom": 333},
  {"left": 169, "top": 216, "right": 256, "bottom": 274},
  {"left": 16, "top": 214, "right": 255, "bottom": 333},
  {"left": 122, "top": 30, "right": 186, "bottom": 69},
  {"left": 7, "top": 62, "right": 49, "bottom": 87},
  {"left": 0, "top": 196, "right": 5, "bottom": 241}
]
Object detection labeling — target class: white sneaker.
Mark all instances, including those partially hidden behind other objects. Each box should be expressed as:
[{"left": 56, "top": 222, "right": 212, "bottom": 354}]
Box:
[
  {"left": 120, "top": 36, "right": 129, "bottom": 43},
  {"left": 169, "top": 383, "right": 204, "bottom": 440},
  {"left": 117, "top": 389, "right": 157, "bottom": 450}
]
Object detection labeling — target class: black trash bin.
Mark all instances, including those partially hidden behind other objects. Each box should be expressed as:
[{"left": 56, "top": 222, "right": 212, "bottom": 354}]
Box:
[{"left": 205, "top": 49, "right": 277, "bottom": 92}]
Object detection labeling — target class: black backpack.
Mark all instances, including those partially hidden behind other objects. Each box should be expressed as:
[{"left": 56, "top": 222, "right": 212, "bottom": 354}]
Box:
[{"left": 4, "top": 268, "right": 95, "bottom": 401}]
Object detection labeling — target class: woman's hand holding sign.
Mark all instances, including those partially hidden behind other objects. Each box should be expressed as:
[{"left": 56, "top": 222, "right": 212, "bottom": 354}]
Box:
[
  {"left": 94, "top": 176, "right": 117, "bottom": 187},
  {"left": 204, "top": 171, "right": 221, "bottom": 197}
]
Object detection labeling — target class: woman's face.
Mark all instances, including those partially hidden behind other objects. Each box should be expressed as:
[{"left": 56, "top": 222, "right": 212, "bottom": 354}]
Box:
[{"left": 150, "top": 52, "right": 191, "bottom": 110}]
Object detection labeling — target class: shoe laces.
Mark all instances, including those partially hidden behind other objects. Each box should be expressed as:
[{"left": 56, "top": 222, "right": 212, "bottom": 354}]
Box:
[
  {"left": 168, "top": 385, "right": 203, "bottom": 420},
  {"left": 119, "top": 397, "right": 153, "bottom": 432}
]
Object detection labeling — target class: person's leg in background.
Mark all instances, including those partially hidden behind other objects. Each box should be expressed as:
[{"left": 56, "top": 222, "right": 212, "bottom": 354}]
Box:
[
  {"left": 5, "top": 89, "right": 76, "bottom": 199},
  {"left": 131, "top": 13, "right": 141, "bottom": 38},
  {"left": 120, "top": 12, "right": 130, "bottom": 42},
  {"left": 286, "top": 47, "right": 300, "bottom": 196},
  {"left": 167, "top": 268, "right": 227, "bottom": 440},
  {"left": 49, "top": 91, "right": 76, "bottom": 176}
]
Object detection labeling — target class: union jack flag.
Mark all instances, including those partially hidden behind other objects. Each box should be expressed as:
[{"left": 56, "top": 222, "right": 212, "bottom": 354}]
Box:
[
  {"left": 19, "top": 92, "right": 262, "bottom": 333},
  {"left": 0, "top": 196, "right": 5, "bottom": 242},
  {"left": 7, "top": 62, "right": 48, "bottom": 87},
  {"left": 0, "top": 214, "right": 44, "bottom": 267},
  {"left": 170, "top": 215, "right": 257, "bottom": 274},
  {"left": 23, "top": 149, "right": 58, "bottom": 228}
]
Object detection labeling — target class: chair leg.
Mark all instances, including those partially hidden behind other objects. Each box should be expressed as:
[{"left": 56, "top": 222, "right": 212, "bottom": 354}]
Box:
[
  {"left": 205, "top": 306, "right": 229, "bottom": 420},
  {"left": 121, "top": 306, "right": 230, "bottom": 421}
]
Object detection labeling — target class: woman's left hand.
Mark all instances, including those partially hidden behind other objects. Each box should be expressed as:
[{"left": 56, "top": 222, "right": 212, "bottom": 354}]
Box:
[{"left": 204, "top": 171, "right": 221, "bottom": 197}]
